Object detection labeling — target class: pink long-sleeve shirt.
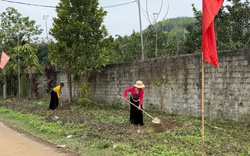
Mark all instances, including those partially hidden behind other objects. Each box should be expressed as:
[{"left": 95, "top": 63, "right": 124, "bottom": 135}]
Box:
[{"left": 123, "top": 86, "right": 144, "bottom": 107}]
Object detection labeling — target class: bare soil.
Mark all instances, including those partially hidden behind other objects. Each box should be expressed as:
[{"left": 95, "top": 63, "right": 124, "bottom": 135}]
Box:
[{"left": 150, "top": 119, "right": 190, "bottom": 133}]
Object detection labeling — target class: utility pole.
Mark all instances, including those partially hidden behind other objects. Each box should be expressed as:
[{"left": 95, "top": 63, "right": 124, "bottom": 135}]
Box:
[
  {"left": 43, "top": 15, "right": 49, "bottom": 42},
  {"left": 17, "top": 34, "right": 20, "bottom": 98},
  {"left": 137, "top": 0, "right": 144, "bottom": 61},
  {"left": 153, "top": 13, "right": 158, "bottom": 58}
]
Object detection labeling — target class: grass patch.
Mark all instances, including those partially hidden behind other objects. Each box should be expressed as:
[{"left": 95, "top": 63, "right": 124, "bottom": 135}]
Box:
[{"left": 0, "top": 99, "right": 249, "bottom": 156}]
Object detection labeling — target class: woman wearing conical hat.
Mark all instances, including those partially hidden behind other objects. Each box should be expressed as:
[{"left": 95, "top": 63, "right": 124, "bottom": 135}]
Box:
[{"left": 123, "top": 80, "right": 145, "bottom": 126}]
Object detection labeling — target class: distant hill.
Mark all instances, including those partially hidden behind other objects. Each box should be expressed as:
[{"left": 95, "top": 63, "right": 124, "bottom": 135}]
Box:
[
  {"left": 111, "top": 16, "right": 197, "bottom": 63},
  {"left": 146, "top": 16, "right": 196, "bottom": 32}
]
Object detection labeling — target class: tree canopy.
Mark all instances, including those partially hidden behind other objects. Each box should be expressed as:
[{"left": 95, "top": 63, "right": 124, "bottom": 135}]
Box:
[
  {"left": 110, "top": 0, "right": 250, "bottom": 63},
  {"left": 0, "top": 7, "right": 42, "bottom": 51},
  {"left": 49, "top": 0, "right": 111, "bottom": 75},
  {"left": 185, "top": 0, "right": 250, "bottom": 53},
  {"left": 49, "top": 0, "right": 112, "bottom": 102},
  {"left": 110, "top": 17, "right": 195, "bottom": 63},
  {"left": 0, "top": 7, "right": 43, "bottom": 97}
]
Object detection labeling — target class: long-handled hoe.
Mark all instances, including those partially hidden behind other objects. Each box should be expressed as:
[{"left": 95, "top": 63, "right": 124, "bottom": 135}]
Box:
[{"left": 120, "top": 96, "right": 161, "bottom": 124}]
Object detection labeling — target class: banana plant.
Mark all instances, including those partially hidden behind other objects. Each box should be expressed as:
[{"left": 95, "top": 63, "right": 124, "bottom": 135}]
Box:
[{"left": 15, "top": 44, "right": 42, "bottom": 98}]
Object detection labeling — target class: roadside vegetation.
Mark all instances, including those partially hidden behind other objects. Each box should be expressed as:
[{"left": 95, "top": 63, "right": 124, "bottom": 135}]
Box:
[
  {"left": 0, "top": 1, "right": 249, "bottom": 155},
  {"left": 0, "top": 99, "right": 249, "bottom": 156}
]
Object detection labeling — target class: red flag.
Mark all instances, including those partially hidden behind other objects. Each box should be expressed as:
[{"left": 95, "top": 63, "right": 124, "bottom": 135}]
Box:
[
  {"left": 202, "top": 0, "right": 224, "bottom": 68},
  {"left": 0, "top": 51, "right": 10, "bottom": 69}
]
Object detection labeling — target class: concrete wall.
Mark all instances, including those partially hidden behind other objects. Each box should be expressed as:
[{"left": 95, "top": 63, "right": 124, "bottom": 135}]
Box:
[
  {"left": 87, "top": 49, "right": 250, "bottom": 121},
  {"left": 55, "top": 49, "right": 250, "bottom": 121}
]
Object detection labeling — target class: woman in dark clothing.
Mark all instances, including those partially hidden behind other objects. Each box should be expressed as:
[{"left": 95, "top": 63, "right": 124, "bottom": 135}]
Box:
[
  {"left": 49, "top": 83, "right": 64, "bottom": 110},
  {"left": 123, "top": 80, "right": 145, "bottom": 126}
]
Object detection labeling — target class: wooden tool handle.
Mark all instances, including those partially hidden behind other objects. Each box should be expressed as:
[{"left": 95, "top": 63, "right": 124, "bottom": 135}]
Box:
[{"left": 119, "top": 96, "right": 154, "bottom": 119}]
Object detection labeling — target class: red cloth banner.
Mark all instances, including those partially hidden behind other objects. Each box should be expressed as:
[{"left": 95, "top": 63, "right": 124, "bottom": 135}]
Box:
[
  {"left": 202, "top": 0, "right": 224, "bottom": 68},
  {"left": 0, "top": 51, "right": 10, "bottom": 69}
]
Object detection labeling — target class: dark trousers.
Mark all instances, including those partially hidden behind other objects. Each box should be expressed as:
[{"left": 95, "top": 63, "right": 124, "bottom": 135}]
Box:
[
  {"left": 49, "top": 90, "right": 58, "bottom": 110},
  {"left": 129, "top": 96, "right": 144, "bottom": 126}
]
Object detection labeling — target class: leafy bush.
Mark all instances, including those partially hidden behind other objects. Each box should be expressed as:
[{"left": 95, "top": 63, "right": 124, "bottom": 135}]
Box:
[
  {"left": 77, "top": 82, "right": 92, "bottom": 106},
  {"left": 20, "top": 75, "right": 29, "bottom": 97},
  {"left": 44, "top": 66, "right": 56, "bottom": 93},
  {"left": 31, "top": 76, "right": 39, "bottom": 98}
]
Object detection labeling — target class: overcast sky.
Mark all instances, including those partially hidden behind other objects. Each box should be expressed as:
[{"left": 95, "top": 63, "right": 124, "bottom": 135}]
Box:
[{"left": 0, "top": 0, "right": 204, "bottom": 38}]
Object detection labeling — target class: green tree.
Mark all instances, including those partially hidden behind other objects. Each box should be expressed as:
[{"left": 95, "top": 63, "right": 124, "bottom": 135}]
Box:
[
  {"left": 184, "top": 0, "right": 250, "bottom": 53},
  {"left": 112, "top": 17, "right": 196, "bottom": 63},
  {"left": 217, "top": 0, "right": 250, "bottom": 49},
  {"left": 144, "top": 26, "right": 157, "bottom": 58},
  {"left": 0, "top": 7, "right": 42, "bottom": 98},
  {"left": 37, "top": 43, "right": 50, "bottom": 66},
  {"left": 49, "top": 0, "right": 111, "bottom": 103},
  {"left": 113, "top": 32, "right": 141, "bottom": 62},
  {"left": 0, "top": 7, "right": 42, "bottom": 50},
  {"left": 127, "top": 31, "right": 141, "bottom": 60},
  {"left": 15, "top": 44, "right": 42, "bottom": 98},
  {"left": 182, "top": 4, "right": 202, "bottom": 54}
]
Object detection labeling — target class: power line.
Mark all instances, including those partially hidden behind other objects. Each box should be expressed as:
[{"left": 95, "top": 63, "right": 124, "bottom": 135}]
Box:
[
  {"left": 103, "top": 1, "right": 136, "bottom": 8},
  {"left": 0, "top": 0, "right": 56, "bottom": 8},
  {"left": 0, "top": 0, "right": 136, "bottom": 9}
]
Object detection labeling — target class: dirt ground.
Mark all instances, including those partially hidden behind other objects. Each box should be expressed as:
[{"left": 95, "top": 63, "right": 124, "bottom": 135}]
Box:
[
  {"left": 0, "top": 121, "right": 76, "bottom": 156},
  {"left": 150, "top": 119, "right": 190, "bottom": 133},
  {"left": 0, "top": 100, "right": 190, "bottom": 156}
]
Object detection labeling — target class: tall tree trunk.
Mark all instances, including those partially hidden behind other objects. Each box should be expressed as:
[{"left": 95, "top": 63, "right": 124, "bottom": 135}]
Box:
[
  {"left": 29, "top": 68, "right": 32, "bottom": 99},
  {"left": 67, "top": 71, "right": 72, "bottom": 104},
  {"left": 3, "top": 71, "right": 7, "bottom": 99}
]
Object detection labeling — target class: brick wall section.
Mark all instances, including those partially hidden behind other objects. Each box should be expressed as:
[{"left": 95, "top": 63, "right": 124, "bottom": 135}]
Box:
[
  {"left": 87, "top": 49, "right": 250, "bottom": 121},
  {"left": 55, "top": 71, "right": 80, "bottom": 101},
  {"left": 55, "top": 50, "right": 249, "bottom": 121},
  {"left": 55, "top": 71, "right": 68, "bottom": 100}
]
